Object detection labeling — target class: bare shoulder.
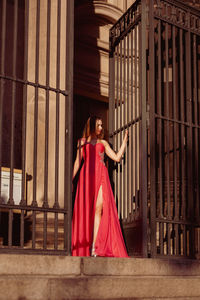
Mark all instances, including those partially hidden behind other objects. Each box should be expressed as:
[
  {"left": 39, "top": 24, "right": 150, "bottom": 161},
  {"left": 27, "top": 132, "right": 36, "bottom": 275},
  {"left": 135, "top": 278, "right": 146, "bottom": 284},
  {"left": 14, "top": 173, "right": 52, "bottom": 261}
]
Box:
[{"left": 100, "top": 139, "right": 109, "bottom": 147}]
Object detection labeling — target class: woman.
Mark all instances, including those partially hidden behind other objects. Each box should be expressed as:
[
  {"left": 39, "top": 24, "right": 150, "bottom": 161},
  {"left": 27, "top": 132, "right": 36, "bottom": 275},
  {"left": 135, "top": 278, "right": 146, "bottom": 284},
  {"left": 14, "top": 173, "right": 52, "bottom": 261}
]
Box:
[{"left": 72, "top": 116, "right": 128, "bottom": 257}]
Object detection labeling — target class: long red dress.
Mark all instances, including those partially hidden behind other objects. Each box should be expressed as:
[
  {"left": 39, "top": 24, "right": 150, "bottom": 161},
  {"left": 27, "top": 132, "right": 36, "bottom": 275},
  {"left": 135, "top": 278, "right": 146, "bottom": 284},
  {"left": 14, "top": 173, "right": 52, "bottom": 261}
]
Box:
[{"left": 72, "top": 141, "right": 128, "bottom": 257}]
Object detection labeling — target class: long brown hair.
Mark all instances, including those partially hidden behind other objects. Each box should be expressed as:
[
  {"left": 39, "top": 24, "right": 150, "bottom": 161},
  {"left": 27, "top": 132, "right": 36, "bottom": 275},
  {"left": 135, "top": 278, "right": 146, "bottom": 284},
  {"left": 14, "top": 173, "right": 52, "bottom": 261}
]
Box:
[{"left": 82, "top": 116, "right": 104, "bottom": 140}]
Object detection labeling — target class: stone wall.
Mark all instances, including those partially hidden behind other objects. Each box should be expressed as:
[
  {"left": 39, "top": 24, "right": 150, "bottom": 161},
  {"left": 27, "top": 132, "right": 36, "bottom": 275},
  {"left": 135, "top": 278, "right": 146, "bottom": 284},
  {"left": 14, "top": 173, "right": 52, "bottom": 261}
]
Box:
[
  {"left": 1, "top": 254, "right": 200, "bottom": 300},
  {"left": 74, "top": 0, "right": 135, "bottom": 101}
]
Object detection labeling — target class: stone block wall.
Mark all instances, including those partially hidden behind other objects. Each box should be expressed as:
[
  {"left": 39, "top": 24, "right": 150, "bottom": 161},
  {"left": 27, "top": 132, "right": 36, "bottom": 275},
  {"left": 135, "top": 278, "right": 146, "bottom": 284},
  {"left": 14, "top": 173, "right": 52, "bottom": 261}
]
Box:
[{"left": 1, "top": 254, "right": 200, "bottom": 300}]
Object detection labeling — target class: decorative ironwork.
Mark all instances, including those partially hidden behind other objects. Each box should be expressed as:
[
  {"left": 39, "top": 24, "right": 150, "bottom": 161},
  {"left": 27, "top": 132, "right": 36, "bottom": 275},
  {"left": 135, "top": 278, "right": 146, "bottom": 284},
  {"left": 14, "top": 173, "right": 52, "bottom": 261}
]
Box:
[
  {"left": 110, "top": 0, "right": 141, "bottom": 51},
  {"left": 154, "top": 0, "right": 200, "bottom": 34}
]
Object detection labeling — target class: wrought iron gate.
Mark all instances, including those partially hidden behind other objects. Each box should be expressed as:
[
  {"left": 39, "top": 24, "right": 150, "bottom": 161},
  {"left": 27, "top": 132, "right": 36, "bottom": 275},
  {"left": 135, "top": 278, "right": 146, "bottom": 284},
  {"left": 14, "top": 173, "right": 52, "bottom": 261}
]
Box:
[
  {"left": 109, "top": 0, "right": 148, "bottom": 257},
  {"left": 109, "top": 0, "right": 200, "bottom": 258},
  {"left": 0, "top": 0, "right": 74, "bottom": 254},
  {"left": 149, "top": 0, "right": 200, "bottom": 258}
]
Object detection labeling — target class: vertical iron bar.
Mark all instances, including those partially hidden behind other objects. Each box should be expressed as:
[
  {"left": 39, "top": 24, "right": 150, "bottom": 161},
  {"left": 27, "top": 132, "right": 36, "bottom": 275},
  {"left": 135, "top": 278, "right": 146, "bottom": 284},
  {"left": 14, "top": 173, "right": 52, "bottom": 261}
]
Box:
[
  {"left": 54, "top": 212, "right": 58, "bottom": 249},
  {"left": 32, "top": 210, "right": 36, "bottom": 248},
  {"left": 0, "top": 0, "right": 6, "bottom": 200},
  {"left": 130, "top": 28, "right": 133, "bottom": 220},
  {"left": 165, "top": 23, "right": 171, "bottom": 256},
  {"left": 20, "top": 210, "right": 24, "bottom": 247},
  {"left": 172, "top": 25, "right": 179, "bottom": 256},
  {"left": 123, "top": 36, "right": 126, "bottom": 220},
  {"left": 113, "top": 47, "right": 118, "bottom": 199},
  {"left": 113, "top": 53, "right": 115, "bottom": 200},
  {"left": 172, "top": 27, "right": 178, "bottom": 216},
  {"left": 32, "top": 0, "right": 40, "bottom": 207},
  {"left": 149, "top": 0, "right": 157, "bottom": 257},
  {"left": 119, "top": 39, "right": 123, "bottom": 218},
  {"left": 198, "top": 37, "right": 200, "bottom": 135},
  {"left": 43, "top": 212, "right": 47, "bottom": 249},
  {"left": 158, "top": 19, "right": 164, "bottom": 255},
  {"left": 180, "top": 29, "right": 186, "bottom": 221},
  {"left": 65, "top": 0, "right": 74, "bottom": 253},
  {"left": 8, "top": 0, "right": 18, "bottom": 205},
  {"left": 113, "top": 50, "right": 116, "bottom": 200},
  {"left": 193, "top": 34, "right": 199, "bottom": 219},
  {"left": 165, "top": 23, "right": 171, "bottom": 223},
  {"left": 20, "top": 0, "right": 29, "bottom": 206},
  {"left": 109, "top": 34, "right": 115, "bottom": 209},
  {"left": 140, "top": 0, "right": 148, "bottom": 257},
  {"left": 127, "top": 33, "right": 130, "bottom": 222},
  {"left": 54, "top": 0, "right": 61, "bottom": 209},
  {"left": 158, "top": 20, "right": 163, "bottom": 219},
  {"left": 183, "top": 224, "right": 186, "bottom": 256},
  {"left": 109, "top": 40, "right": 115, "bottom": 203},
  {"left": 185, "top": 26, "right": 194, "bottom": 257},
  {"left": 109, "top": 38, "right": 115, "bottom": 148},
  {"left": 115, "top": 46, "right": 119, "bottom": 205},
  {"left": 135, "top": 23, "right": 139, "bottom": 216},
  {"left": 8, "top": 209, "right": 13, "bottom": 247},
  {"left": 160, "top": 222, "right": 164, "bottom": 255},
  {"left": 180, "top": 29, "right": 186, "bottom": 255},
  {"left": 43, "top": 0, "right": 51, "bottom": 209}
]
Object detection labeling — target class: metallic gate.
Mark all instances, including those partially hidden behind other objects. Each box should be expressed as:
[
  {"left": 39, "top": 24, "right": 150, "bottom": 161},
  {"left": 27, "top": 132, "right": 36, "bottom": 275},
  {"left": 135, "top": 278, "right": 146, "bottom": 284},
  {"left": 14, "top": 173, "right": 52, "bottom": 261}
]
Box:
[
  {"left": 109, "top": 0, "right": 148, "bottom": 257},
  {"left": 0, "top": 0, "right": 74, "bottom": 254},
  {"left": 149, "top": 0, "right": 200, "bottom": 258},
  {"left": 109, "top": 0, "right": 200, "bottom": 258}
]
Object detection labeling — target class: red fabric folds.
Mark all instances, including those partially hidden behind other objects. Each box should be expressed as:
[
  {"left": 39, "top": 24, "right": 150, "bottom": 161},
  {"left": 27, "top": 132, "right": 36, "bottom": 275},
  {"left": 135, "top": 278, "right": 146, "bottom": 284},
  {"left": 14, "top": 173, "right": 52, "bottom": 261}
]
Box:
[{"left": 72, "top": 142, "right": 128, "bottom": 257}]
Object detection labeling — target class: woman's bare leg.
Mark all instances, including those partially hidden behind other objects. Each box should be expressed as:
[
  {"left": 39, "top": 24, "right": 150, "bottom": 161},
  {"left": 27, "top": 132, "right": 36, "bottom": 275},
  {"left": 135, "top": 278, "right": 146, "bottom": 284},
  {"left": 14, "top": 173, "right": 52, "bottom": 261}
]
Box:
[{"left": 92, "top": 185, "right": 103, "bottom": 255}]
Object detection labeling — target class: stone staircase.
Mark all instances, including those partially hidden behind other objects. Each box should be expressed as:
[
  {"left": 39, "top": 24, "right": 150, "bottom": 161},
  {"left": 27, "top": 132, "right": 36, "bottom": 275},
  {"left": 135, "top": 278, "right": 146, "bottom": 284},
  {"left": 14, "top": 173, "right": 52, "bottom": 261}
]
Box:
[{"left": 0, "top": 254, "right": 200, "bottom": 300}]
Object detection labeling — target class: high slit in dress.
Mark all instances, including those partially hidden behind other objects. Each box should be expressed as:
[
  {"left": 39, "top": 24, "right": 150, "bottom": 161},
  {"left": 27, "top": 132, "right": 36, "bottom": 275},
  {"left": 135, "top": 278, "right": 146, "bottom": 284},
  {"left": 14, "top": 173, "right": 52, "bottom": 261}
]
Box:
[{"left": 72, "top": 141, "right": 128, "bottom": 257}]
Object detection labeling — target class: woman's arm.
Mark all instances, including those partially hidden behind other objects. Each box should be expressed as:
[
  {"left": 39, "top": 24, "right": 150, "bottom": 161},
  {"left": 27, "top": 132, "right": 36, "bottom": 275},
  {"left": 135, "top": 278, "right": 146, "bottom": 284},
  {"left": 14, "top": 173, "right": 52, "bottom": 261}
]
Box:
[
  {"left": 72, "top": 139, "right": 84, "bottom": 180},
  {"left": 104, "top": 130, "right": 128, "bottom": 163}
]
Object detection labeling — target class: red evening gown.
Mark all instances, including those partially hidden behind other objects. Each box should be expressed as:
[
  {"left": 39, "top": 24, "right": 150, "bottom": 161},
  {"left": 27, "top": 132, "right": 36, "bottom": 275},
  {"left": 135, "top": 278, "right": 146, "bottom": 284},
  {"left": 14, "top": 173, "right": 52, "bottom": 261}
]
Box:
[{"left": 72, "top": 141, "right": 128, "bottom": 257}]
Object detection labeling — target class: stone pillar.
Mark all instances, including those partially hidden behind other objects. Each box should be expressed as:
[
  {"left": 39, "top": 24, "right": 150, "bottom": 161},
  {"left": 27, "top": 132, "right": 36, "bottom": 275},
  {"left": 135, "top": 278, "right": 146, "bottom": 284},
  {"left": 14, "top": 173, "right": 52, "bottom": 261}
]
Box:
[{"left": 26, "top": 0, "right": 67, "bottom": 209}]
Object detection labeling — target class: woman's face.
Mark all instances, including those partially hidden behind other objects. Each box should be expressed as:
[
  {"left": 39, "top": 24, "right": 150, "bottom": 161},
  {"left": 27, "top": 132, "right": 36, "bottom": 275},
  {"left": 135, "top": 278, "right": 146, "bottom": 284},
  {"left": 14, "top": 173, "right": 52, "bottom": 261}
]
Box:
[{"left": 95, "top": 119, "right": 103, "bottom": 136}]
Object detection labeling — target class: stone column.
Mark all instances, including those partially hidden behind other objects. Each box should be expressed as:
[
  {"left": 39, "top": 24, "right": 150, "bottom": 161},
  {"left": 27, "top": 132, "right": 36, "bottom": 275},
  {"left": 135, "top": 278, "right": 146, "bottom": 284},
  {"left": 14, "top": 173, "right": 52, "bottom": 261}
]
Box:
[{"left": 26, "top": 0, "right": 67, "bottom": 209}]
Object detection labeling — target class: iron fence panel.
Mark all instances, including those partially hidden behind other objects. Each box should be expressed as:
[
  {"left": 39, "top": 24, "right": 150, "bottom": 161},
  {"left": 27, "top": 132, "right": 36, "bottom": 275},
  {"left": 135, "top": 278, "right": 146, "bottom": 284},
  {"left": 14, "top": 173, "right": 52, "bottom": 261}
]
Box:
[
  {"left": 150, "top": 0, "right": 200, "bottom": 258},
  {"left": 0, "top": 0, "right": 74, "bottom": 255}
]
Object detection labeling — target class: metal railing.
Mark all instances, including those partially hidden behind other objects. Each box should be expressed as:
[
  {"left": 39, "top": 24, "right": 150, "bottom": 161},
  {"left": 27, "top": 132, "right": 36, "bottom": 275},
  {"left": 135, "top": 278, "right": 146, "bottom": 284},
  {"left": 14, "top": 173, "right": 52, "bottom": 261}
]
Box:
[{"left": 0, "top": 0, "right": 74, "bottom": 255}]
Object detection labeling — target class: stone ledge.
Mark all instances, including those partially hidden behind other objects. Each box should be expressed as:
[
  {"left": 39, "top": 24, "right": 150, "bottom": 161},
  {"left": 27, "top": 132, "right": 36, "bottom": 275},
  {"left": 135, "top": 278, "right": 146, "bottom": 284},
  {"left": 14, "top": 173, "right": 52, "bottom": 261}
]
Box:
[
  {"left": 82, "top": 257, "right": 200, "bottom": 276},
  {"left": 1, "top": 276, "right": 200, "bottom": 300},
  {"left": 0, "top": 254, "right": 81, "bottom": 276},
  {"left": 0, "top": 277, "right": 49, "bottom": 300},
  {"left": 1, "top": 254, "right": 200, "bottom": 277},
  {"left": 49, "top": 276, "right": 200, "bottom": 299},
  {"left": 1, "top": 255, "right": 200, "bottom": 300}
]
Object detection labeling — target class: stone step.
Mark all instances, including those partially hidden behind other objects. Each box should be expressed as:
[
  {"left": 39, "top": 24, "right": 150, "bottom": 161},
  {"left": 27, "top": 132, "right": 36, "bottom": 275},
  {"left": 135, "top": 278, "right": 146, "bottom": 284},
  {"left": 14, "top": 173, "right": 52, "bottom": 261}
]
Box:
[{"left": 0, "top": 255, "right": 200, "bottom": 300}]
